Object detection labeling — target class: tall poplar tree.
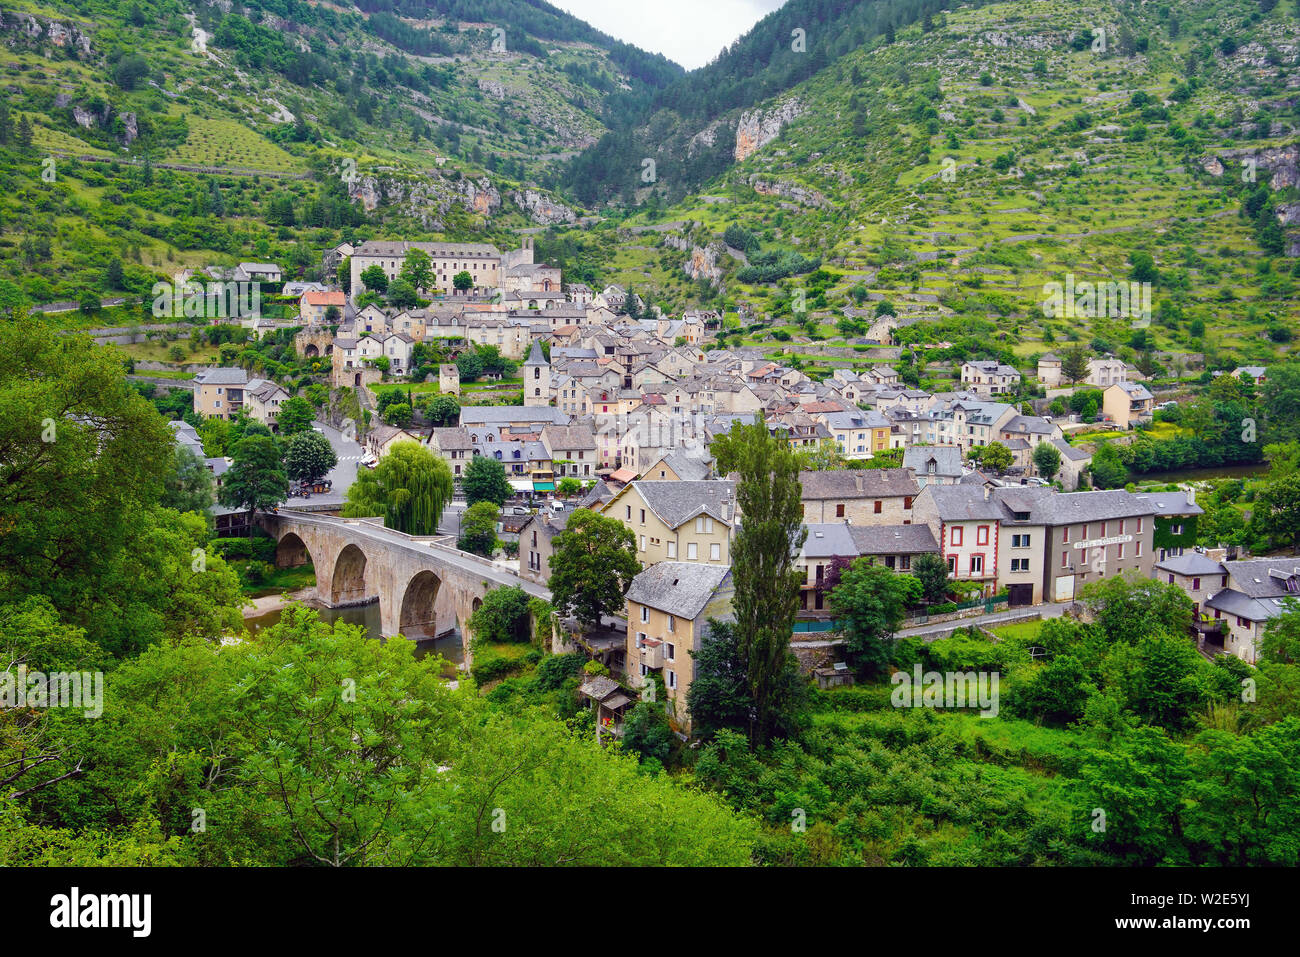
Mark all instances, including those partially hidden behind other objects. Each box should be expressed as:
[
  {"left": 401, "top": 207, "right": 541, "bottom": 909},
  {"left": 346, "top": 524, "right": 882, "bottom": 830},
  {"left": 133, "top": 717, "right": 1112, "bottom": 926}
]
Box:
[{"left": 713, "top": 415, "right": 807, "bottom": 747}]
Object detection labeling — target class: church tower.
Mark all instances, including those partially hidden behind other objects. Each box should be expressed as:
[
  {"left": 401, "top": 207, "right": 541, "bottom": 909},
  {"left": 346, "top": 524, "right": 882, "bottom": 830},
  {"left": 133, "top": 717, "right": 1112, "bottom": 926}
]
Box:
[{"left": 523, "top": 338, "right": 550, "bottom": 407}]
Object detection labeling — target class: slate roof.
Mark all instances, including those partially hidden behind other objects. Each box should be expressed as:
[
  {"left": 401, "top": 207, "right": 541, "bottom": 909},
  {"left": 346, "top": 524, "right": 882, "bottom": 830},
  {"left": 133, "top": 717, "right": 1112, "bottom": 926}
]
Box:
[
  {"left": 1052, "top": 438, "right": 1092, "bottom": 462},
  {"left": 799, "top": 469, "right": 920, "bottom": 499},
  {"left": 524, "top": 339, "right": 547, "bottom": 366},
  {"left": 646, "top": 450, "right": 710, "bottom": 482},
  {"left": 1223, "top": 559, "right": 1300, "bottom": 598},
  {"left": 541, "top": 424, "right": 596, "bottom": 451},
  {"left": 923, "top": 484, "right": 1007, "bottom": 521},
  {"left": 194, "top": 366, "right": 248, "bottom": 386},
  {"left": 625, "top": 562, "right": 732, "bottom": 619},
  {"left": 428, "top": 427, "right": 473, "bottom": 451},
  {"left": 903, "top": 446, "right": 963, "bottom": 477},
  {"left": 800, "top": 524, "right": 858, "bottom": 559},
  {"left": 1155, "top": 553, "right": 1226, "bottom": 577},
  {"left": 633, "top": 480, "right": 735, "bottom": 529},
  {"left": 1134, "top": 490, "right": 1204, "bottom": 517},
  {"left": 849, "top": 524, "right": 940, "bottom": 555}
]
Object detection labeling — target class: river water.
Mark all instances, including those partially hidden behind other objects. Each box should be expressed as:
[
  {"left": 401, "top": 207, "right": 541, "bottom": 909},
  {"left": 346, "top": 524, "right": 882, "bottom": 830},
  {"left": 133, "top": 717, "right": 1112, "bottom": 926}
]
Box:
[{"left": 243, "top": 602, "right": 465, "bottom": 665}]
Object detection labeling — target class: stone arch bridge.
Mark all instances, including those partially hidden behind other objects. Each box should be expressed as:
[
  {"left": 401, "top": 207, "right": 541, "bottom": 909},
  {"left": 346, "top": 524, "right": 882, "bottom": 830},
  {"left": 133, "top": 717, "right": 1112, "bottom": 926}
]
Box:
[{"left": 259, "top": 510, "right": 549, "bottom": 649}]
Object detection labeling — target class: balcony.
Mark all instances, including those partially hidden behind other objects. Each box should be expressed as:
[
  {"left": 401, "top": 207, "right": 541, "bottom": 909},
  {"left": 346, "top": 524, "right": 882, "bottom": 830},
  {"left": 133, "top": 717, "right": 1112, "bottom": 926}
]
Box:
[{"left": 639, "top": 640, "right": 665, "bottom": 670}]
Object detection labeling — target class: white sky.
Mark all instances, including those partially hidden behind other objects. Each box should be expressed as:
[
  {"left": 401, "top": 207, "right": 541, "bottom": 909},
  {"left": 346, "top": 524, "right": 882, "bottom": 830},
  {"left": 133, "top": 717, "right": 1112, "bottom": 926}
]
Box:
[{"left": 554, "top": 0, "right": 788, "bottom": 71}]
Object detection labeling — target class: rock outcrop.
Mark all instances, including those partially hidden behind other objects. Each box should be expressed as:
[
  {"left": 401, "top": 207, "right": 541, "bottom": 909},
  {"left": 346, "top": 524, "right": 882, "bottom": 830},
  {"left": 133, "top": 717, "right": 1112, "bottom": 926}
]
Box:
[
  {"left": 511, "top": 189, "right": 577, "bottom": 226},
  {"left": 734, "top": 99, "right": 803, "bottom": 162}
]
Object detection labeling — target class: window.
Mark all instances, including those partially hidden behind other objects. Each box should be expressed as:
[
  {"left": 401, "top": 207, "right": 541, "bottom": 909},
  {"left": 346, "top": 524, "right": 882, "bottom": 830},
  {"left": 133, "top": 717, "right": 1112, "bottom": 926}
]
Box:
[
  {"left": 1171, "top": 523, "right": 1183, "bottom": 535},
  {"left": 970, "top": 555, "right": 983, "bottom": 574},
  {"left": 639, "top": 535, "right": 646, "bottom": 552},
  {"left": 1118, "top": 520, "right": 1126, "bottom": 535},
  {"left": 904, "top": 496, "right": 914, "bottom": 509},
  {"left": 636, "top": 632, "right": 646, "bottom": 649},
  {"left": 1061, "top": 550, "right": 1069, "bottom": 569},
  {"left": 710, "top": 543, "right": 721, "bottom": 561},
  {"left": 1012, "top": 534, "right": 1031, "bottom": 548},
  {"left": 1011, "top": 558, "right": 1030, "bottom": 572},
  {"left": 947, "top": 556, "right": 956, "bottom": 573},
  {"left": 836, "top": 503, "right": 845, "bottom": 518},
  {"left": 640, "top": 606, "right": 649, "bottom": 623},
  {"left": 667, "top": 541, "right": 676, "bottom": 558},
  {"left": 666, "top": 642, "right": 675, "bottom": 661},
  {"left": 1192, "top": 577, "right": 1201, "bottom": 591},
  {"left": 626, "top": 505, "right": 632, "bottom": 520},
  {"left": 639, "top": 508, "right": 646, "bottom": 525},
  {"left": 667, "top": 670, "right": 677, "bottom": 690},
  {"left": 874, "top": 501, "right": 883, "bottom": 514},
  {"left": 1062, "top": 526, "right": 1070, "bottom": 544},
  {"left": 1117, "top": 543, "right": 1125, "bottom": 559},
  {"left": 1136, "top": 518, "right": 1143, "bottom": 533},
  {"left": 1168, "top": 574, "right": 1175, "bottom": 584},
  {"left": 687, "top": 543, "right": 698, "bottom": 560},
  {"left": 951, "top": 526, "right": 963, "bottom": 546},
  {"left": 977, "top": 526, "right": 989, "bottom": 546},
  {"left": 1136, "top": 541, "right": 1142, "bottom": 557}
]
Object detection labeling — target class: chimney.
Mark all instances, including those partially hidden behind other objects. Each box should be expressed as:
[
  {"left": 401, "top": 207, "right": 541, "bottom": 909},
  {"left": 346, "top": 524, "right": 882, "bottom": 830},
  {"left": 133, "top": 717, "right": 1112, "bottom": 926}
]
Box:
[{"left": 1185, "top": 488, "right": 1195, "bottom": 506}]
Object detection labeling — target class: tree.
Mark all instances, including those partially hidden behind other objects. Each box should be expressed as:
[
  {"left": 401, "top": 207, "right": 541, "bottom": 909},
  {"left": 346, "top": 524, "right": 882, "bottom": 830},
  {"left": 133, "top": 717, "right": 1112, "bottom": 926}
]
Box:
[
  {"left": 284, "top": 430, "right": 337, "bottom": 485},
  {"left": 382, "top": 402, "right": 413, "bottom": 428},
  {"left": 424, "top": 393, "right": 460, "bottom": 426},
  {"left": 387, "top": 278, "right": 419, "bottom": 309},
  {"left": 799, "top": 438, "right": 846, "bottom": 471},
  {"left": 1079, "top": 575, "right": 1193, "bottom": 646},
  {"left": 971, "top": 441, "right": 1013, "bottom": 474},
  {"left": 343, "top": 442, "right": 452, "bottom": 535},
  {"left": 360, "top": 264, "right": 389, "bottom": 294},
  {"left": 1033, "top": 441, "right": 1062, "bottom": 481},
  {"left": 457, "top": 500, "right": 499, "bottom": 556},
  {"left": 829, "top": 561, "right": 922, "bottom": 675},
  {"left": 468, "top": 585, "right": 531, "bottom": 643},
  {"left": 337, "top": 257, "right": 351, "bottom": 293},
  {"left": 621, "top": 701, "right": 673, "bottom": 766},
  {"left": 161, "top": 444, "right": 215, "bottom": 515},
  {"left": 912, "top": 552, "right": 950, "bottom": 604},
  {"left": 1251, "top": 473, "right": 1300, "bottom": 549},
  {"left": 276, "top": 395, "right": 315, "bottom": 435},
  {"left": 0, "top": 319, "right": 173, "bottom": 608},
  {"left": 1061, "top": 345, "right": 1090, "bottom": 385},
  {"left": 1089, "top": 443, "right": 1128, "bottom": 488},
  {"left": 218, "top": 435, "right": 289, "bottom": 534},
  {"left": 548, "top": 509, "right": 640, "bottom": 631},
  {"left": 711, "top": 415, "right": 807, "bottom": 747},
  {"left": 462, "top": 454, "right": 513, "bottom": 507},
  {"left": 400, "top": 249, "right": 434, "bottom": 293},
  {"left": 453, "top": 270, "right": 474, "bottom": 292}
]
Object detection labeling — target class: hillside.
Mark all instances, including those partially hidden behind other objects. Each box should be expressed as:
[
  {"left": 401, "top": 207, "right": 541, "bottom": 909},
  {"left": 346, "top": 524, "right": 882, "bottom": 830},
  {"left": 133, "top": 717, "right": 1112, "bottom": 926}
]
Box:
[
  {"left": 0, "top": 0, "right": 679, "bottom": 308},
  {"left": 561, "top": 0, "right": 1300, "bottom": 378}
]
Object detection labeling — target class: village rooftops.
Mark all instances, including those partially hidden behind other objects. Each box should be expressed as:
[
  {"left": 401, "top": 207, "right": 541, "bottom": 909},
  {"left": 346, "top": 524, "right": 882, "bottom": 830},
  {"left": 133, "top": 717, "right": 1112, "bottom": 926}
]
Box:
[
  {"left": 460, "top": 406, "right": 570, "bottom": 426},
  {"left": 1134, "top": 490, "right": 1204, "bottom": 516},
  {"left": 849, "top": 524, "right": 940, "bottom": 554},
  {"left": 798, "top": 468, "right": 920, "bottom": 500},
  {"left": 632, "top": 480, "right": 735, "bottom": 530},
  {"left": 1155, "top": 552, "right": 1226, "bottom": 577},
  {"left": 193, "top": 367, "right": 248, "bottom": 386},
  {"left": 626, "top": 562, "right": 732, "bottom": 619}
]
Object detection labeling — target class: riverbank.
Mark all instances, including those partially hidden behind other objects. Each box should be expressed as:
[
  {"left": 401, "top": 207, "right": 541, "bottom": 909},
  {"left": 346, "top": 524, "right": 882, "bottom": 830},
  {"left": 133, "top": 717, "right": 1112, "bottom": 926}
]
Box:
[{"left": 243, "top": 588, "right": 319, "bottom": 618}]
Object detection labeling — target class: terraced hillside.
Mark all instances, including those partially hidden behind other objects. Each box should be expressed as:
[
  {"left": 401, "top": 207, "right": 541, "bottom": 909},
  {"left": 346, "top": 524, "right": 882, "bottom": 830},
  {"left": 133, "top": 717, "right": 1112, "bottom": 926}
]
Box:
[
  {"left": 0, "top": 0, "right": 678, "bottom": 308},
  {"left": 571, "top": 0, "right": 1300, "bottom": 378}
]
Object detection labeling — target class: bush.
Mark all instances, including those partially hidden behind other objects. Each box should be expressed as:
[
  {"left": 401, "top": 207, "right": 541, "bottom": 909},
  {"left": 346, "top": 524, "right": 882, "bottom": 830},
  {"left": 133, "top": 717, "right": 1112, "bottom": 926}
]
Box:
[
  {"left": 212, "top": 536, "right": 277, "bottom": 562},
  {"left": 470, "top": 652, "right": 519, "bottom": 685},
  {"left": 534, "top": 653, "right": 585, "bottom": 691}
]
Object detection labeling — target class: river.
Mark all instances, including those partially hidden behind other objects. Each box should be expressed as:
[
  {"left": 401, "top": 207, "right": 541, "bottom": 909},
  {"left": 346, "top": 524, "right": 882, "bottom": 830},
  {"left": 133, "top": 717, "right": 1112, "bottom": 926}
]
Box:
[{"left": 243, "top": 601, "right": 466, "bottom": 665}]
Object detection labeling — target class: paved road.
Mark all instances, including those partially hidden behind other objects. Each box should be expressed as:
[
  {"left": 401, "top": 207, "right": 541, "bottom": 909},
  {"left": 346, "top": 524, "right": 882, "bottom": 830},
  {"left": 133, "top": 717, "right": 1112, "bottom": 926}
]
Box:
[
  {"left": 287, "top": 420, "right": 363, "bottom": 509},
  {"left": 896, "top": 602, "right": 1068, "bottom": 641}
]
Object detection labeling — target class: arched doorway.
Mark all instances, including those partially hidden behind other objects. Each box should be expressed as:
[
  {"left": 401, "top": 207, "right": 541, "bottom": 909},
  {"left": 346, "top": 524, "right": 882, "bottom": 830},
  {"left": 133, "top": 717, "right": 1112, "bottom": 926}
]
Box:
[
  {"left": 330, "top": 544, "right": 370, "bottom": 605},
  {"left": 304, "top": 344, "right": 319, "bottom": 359},
  {"left": 354, "top": 372, "right": 362, "bottom": 387},
  {"left": 398, "top": 570, "right": 442, "bottom": 639}
]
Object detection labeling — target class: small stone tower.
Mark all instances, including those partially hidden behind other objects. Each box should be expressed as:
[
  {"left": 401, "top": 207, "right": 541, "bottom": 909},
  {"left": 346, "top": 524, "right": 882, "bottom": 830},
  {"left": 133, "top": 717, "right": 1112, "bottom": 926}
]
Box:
[{"left": 523, "top": 337, "right": 550, "bottom": 407}]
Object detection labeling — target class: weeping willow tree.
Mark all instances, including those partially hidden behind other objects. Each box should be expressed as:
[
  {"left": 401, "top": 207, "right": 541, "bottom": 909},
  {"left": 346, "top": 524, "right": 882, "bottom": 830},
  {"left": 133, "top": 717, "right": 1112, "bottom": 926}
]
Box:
[{"left": 342, "top": 441, "right": 452, "bottom": 535}]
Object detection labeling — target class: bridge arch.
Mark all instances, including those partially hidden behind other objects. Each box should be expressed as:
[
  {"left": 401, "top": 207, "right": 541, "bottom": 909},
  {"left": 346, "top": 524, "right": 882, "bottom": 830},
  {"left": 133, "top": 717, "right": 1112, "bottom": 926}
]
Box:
[
  {"left": 398, "top": 569, "right": 441, "bottom": 639},
  {"left": 274, "top": 531, "right": 315, "bottom": 569},
  {"left": 331, "top": 543, "right": 372, "bottom": 605}
]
